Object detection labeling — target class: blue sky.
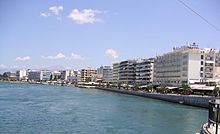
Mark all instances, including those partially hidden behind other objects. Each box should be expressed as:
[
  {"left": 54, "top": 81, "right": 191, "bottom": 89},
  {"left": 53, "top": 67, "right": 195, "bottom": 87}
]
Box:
[{"left": 0, "top": 0, "right": 220, "bottom": 72}]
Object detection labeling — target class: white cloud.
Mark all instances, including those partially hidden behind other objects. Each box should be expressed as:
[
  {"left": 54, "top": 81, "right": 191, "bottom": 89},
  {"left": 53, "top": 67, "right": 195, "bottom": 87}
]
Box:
[
  {"left": 40, "top": 12, "right": 49, "bottom": 17},
  {"left": 49, "top": 6, "right": 63, "bottom": 16},
  {"left": 42, "top": 53, "right": 66, "bottom": 60},
  {"left": 0, "top": 64, "right": 6, "bottom": 68},
  {"left": 15, "top": 56, "right": 31, "bottom": 61},
  {"left": 40, "top": 5, "right": 63, "bottom": 19},
  {"left": 68, "top": 9, "right": 102, "bottom": 24},
  {"left": 42, "top": 53, "right": 85, "bottom": 60},
  {"left": 70, "top": 53, "right": 84, "bottom": 60},
  {"left": 105, "top": 49, "right": 118, "bottom": 59}
]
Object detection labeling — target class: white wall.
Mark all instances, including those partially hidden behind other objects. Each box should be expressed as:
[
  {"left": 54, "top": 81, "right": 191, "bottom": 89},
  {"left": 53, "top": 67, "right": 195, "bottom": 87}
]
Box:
[{"left": 188, "top": 53, "right": 201, "bottom": 84}]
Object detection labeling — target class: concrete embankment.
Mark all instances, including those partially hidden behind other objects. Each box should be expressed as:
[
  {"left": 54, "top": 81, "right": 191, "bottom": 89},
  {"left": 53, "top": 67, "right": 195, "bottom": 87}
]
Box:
[{"left": 95, "top": 87, "right": 213, "bottom": 108}]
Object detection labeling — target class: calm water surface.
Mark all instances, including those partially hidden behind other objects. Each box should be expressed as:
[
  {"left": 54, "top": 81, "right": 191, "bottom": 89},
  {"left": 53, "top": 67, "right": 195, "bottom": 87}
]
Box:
[{"left": 0, "top": 82, "right": 208, "bottom": 134}]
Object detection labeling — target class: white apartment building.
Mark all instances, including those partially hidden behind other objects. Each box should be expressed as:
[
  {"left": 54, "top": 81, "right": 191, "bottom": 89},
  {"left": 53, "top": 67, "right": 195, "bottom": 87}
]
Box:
[
  {"left": 135, "top": 58, "right": 154, "bottom": 85},
  {"left": 112, "top": 63, "right": 120, "bottom": 83},
  {"left": 16, "top": 69, "right": 27, "bottom": 81},
  {"left": 153, "top": 43, "right": 220, "bottom": 86}
]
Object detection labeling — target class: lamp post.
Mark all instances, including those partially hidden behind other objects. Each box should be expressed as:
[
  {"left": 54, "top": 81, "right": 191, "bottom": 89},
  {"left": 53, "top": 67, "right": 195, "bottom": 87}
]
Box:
[{"left": 209, "top": 98, "right": 220, "bottom": 134}]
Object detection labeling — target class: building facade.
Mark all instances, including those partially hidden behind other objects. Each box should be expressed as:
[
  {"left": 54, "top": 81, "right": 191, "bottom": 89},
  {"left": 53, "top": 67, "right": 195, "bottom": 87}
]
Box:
[
  {"left": 135, "top": 58, "right": 154, "bottom": 86},
  {"left": 3, "top": 72, "right": 17, "bottom": 80},
  {"left": 67, "top": 70, "right": 82, "bottom": 83},
  {"left": 214, "top": 52, "right": 220, "bottom": 78},
  {"left": 153, "top": 43, "right": 220, "bottom": 86},
  {"left": 28, "top": 71, "right": 41, "bottom": 81},
  {"left": 40, "top": 70, "right": 52, "bottom": 81},
  {"left": 51, "top": 71, "right": 61, "bottom": 81},
  {"left": 112, "top": 63, "right": 120, "bottom": 83},
  {"left": 97, "top": 66, "right": 112, "bottom": 82},
  {"left": 81, "top": 67, "right": 97, "bottom": 82},
  {"left": 60, "top": 70, "right": 70, "bottom": 81},
  {"left": 119, "top": 60, "right": 136, "bottom": 84},
  {"left": 16, "top": 69, "right": 27, "bottom": 81}
]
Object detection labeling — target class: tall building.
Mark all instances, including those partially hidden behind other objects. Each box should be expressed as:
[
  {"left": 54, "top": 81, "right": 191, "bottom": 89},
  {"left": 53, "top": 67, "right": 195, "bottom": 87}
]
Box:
[
  {"left": 112, "top": 63, "right": 120, "bottom": 83},
  {"left": 81, "top": 67, "right": 97, "bottom": 82},
  {"left": 135, "top": 58, "right": 154, "bottom": 85},
  {"left": 28, "top": 70, "right": 41, "bottom": 81},
  {"left": 16, "top": 69, "right": 27, "bottom": 81},
  {"left": 153, "top": 43, "right": 220, "bottom": 86},
  {"left": 119, "top": 60, "right": 136, "bottom": 84},
  {"left": 97, "top": 66, "right": 112, "bottom": 82}
]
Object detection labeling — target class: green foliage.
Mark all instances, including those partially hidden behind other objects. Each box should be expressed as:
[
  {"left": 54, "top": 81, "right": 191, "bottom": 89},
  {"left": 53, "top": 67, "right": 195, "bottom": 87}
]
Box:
[
  {"left": 117, "top": 83, "right": 121, "bottom": 89},
  {"left": 158, "top": 86, "right": 168, "bottom": 93},
  {"left": 125, "top": 84, "right": 129, "bottom": 90},
  {"left": 106, "top": 82, "right": 110, "bottom": 88},
  {"left": 146, "top": 86, "right": 153, "bottom": 92},
  {"left": 181, "top": 84, "right": 192, "bottom": 95},
  {"left": 134, "top": 84, "right": 139, "bottom": 91},
  {"left": 85, "top": 77, "right": 91, "bottom": 82},
  {"left": 213, "top": 87, "right": 220, "bottom": 97}
]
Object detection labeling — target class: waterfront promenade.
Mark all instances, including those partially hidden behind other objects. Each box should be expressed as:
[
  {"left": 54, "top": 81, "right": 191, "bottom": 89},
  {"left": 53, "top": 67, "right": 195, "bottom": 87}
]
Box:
[{"left": 95, "top": 87, "right": 213, "bottom": 108}]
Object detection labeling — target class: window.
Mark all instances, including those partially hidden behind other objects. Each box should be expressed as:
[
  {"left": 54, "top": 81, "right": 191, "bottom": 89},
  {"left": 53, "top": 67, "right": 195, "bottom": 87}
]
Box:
[
  {"left": 183, "top": 61, "right": 187, "bottom": 65},
  {"left": 201, "top": 61, "right": 203, "bottom": 65},
  {"left": 201, "top": 55, "right": 204, "bottom": 59},
  {"left": 183, "top": 55, "right": 188, "bottom": 59},
  {"left": 200, "top": 67, "right": 203, "bottom": 71},
  {"left": 200, "top": 73, "right": 203, "bottom": 77}
]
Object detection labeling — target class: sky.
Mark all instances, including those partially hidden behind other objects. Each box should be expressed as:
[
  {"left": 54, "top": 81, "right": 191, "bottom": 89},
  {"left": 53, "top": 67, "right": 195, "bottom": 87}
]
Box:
[{"left": 0, "top": 0, "right": 220, "bottom": 72}]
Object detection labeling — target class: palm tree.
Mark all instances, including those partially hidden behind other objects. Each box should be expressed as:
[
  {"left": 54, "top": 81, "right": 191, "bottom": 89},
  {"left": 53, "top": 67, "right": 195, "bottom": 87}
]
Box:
[
  {"left": 134, "top": 83, "right": 139, "bottom": 91},
  {"left": 159, "top": 86, "right": 168, "bottom": 94},
  {"left": 117, "top": 83, "right": 121, "bottom": 89},
  {"left": 106, "top": 82, "right": 110, "bottom": 88},
  {"left": 213, "top": 86, "right": 219, "bottom": 97},
  {"left": 181, "top": 84, "right": 192, "bottom": 95},
  {"left": 146, "top": 86, "right": 153, "bottom": 92},
  {"left": 85, "top": 77, "right": 91, "bottom": 83},
  {"left": 125, "top": 84, "right": 129, "bottom": 90}
]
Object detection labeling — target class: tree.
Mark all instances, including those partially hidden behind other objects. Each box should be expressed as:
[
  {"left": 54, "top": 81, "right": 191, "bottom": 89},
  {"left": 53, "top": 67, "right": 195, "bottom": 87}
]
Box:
[
  {"left": 157, "top": 86, "right": 168, "bottom": 94},
  {"left": 134, "top": 83, "right": 139, "bottom": 91},
  {"left": 125, "top": 84, "right": 129, "bottom": 90},
  {"left": 213, "top": 87, "right": 220, "bottom": 97},
  {"left": 181, "top": 84, "right": 192, "bottom": 95},
  {"left": 161, "top": 86, "right": 168, "bottom": 93},
  {"left": 117, "top": 83, "right": 121, "bottom": 89},
  {"left": 85, "top": 77, "right": 91, "bottom": 83},
  {"left": 106, "top": 82, "right": 110, "bottom": 88},
  {"left": 146, "top": 86, "right": 153, "bottom": 92}
]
